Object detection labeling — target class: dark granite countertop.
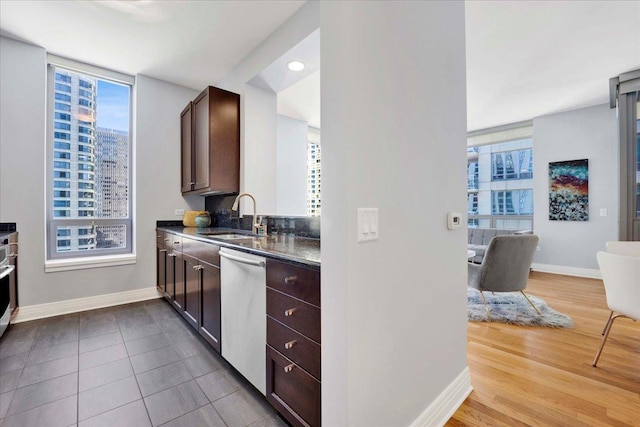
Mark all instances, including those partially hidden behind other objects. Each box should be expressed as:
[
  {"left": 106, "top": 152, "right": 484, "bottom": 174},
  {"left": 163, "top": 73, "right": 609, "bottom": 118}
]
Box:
[{"left": 157, "top": 226, "right": 320, "bottom": 269}]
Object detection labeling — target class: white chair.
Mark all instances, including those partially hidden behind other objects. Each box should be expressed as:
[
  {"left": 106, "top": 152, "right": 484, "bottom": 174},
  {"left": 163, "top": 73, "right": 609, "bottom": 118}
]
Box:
[
  {"left": 592, "top": 242, "right": 640, "bottom": 367},
  {"left": 606, "top": 241, "right": 640, "bottom": 257}
]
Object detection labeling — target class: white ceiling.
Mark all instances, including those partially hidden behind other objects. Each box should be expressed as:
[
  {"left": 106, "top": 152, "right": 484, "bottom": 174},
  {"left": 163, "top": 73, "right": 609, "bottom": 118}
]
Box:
[
  {"left": 1, "top": 1, "right": 638, "bottom": 132},
  {"left": 278, "top": 71, "right": 321, "bottom": 129},
  {"left": 249, "top": 29, "right": 319, "bottom": 94},
  {"left": 0, "top": 0, "right": 305, "bottom": 90},
  {"left": 466, "top": 1, "right": 640, "bottom": 131}
]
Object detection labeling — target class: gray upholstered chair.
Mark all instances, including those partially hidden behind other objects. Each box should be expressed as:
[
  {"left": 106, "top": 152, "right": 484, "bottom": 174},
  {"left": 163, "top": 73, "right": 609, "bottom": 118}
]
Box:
[{"left": 468, "top": 234, "right": 540, "bottom": 316}]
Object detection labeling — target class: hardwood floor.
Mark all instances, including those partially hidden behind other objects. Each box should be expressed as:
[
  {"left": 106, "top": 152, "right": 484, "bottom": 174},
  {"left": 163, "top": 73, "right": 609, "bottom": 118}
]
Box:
[{"left": 448, "top": 272, "right": 640, "bottom": 427}]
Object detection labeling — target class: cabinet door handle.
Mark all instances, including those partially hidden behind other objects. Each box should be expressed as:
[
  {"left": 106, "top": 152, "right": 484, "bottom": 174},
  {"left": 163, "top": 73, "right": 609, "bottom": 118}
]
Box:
[
  {"left": 284, "top": 340, "right": 297, "bottom": 349},
  {"left": 165, "top": 238, "right": 170, "bottom": 242},
  {"left": 167, "top": 253, "right": 177, "bottom": 258},
  {"left": 174, "top": 241, "right": 180, "bottom": 245},
  {"left": 283, "top": 364, "right": 295, "bottom": 373},
  {"left": 159, "top": 249, "right": 167, "bottom": 253},
  {"left": 193, "top": 265, "right": 203, "bottom": 271},
  {"left": 284, "top": 308, "right": 296, "bottom": 317},
  {"left": 284, "top": 276, "right": 297, "bottom": 284}
]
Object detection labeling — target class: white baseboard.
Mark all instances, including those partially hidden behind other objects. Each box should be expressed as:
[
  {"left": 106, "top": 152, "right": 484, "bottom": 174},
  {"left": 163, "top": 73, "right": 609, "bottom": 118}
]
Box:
[
  {"left": 13, "top": 287, "right": 162, "bottom": 323},
  {"left": 409, "top": 367, "right": 472, "bottom": 427},
  {"left": 531, "top": 263, "right": 601, "bottom": 279}
]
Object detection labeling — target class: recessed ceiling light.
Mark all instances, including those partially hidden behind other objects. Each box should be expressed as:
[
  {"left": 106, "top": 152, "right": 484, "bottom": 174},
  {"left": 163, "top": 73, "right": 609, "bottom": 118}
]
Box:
[{"left": 287, "top": 61, "right": 305, "bottom": 71}]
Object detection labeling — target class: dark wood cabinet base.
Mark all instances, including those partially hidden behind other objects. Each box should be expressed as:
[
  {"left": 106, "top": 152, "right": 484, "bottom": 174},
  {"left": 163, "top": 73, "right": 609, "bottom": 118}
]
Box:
[{"left": 266, "top": 345, "right": 321, "bottom": 427}]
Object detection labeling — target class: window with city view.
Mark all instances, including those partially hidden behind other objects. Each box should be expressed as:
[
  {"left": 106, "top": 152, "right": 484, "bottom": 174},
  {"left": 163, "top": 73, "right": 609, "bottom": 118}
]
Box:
[
  {"left": 468, "top": 137, "right": 534, "bottom": 230},
  {"left": 307, "top": 140, "right": 321, "bottom": 217},
  {"left": 47, "top": 64, "right": 132, "bottom": 259}
]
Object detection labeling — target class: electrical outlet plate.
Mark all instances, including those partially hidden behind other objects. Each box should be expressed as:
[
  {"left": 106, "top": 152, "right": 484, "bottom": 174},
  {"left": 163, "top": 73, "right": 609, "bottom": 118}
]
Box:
[{"left": 174, "top": 209, "right": 185, "bottom": 216}]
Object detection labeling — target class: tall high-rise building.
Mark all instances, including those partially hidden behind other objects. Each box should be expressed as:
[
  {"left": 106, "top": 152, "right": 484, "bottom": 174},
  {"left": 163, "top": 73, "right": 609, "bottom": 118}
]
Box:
[
  {"left": 52, "top": 69, "right": 98, "bottom": 252},
  {"left": 95, "top": 127, "right": 129, "bottom": 249},
  {"left": 52, "top": 69, "right": 129, "bottom": 254}
]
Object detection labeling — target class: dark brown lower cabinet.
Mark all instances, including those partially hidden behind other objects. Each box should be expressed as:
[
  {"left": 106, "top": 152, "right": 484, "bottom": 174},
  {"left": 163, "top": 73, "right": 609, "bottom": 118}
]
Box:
[
  {"left": 157, "top": 231, "right": 222, "bottom": 354},
  {"left": 183, "top": 254, "right": 201, "bottom": 329},
  {"left": 266, "top": 346, "right": 321, "bottom": 427},
  {"left": 199, "top": 260, "right": 221, "bottom": 353},
  {"left": 8, "top": 232, "right": 18, "bottom": 315},
  {"left": 171, "top": 251, "right": 185, "bottom": 312},
  {"left": 157, "top": 243, "right": 167, "bottom": 298}
]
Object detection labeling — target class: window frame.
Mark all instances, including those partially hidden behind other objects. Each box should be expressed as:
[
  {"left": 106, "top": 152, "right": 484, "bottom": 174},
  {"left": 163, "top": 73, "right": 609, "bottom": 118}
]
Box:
[
  {"left": 45, "top": 58, "right": 135, "bottom": 264},
  {"left": 467, "top": 123, "right": 534, "bottom": 230}
]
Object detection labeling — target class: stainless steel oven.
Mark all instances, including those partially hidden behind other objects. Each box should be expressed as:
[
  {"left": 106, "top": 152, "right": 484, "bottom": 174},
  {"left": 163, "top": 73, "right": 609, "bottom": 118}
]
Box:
[{"left": 0, "top": 244, "right": 15, "bottom": 337}]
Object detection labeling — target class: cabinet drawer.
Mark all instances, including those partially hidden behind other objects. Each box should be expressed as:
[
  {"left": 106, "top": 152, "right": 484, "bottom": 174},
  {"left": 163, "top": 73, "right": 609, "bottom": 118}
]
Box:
[
  {"left": 267, "top": 345, "right": 320, "bottom": 427},
  {"left": 266, "top": 260, "right": 320, "bottom": 307},
  {"left": 156, "top": 231, "right": 165, "bottom": 248},
  {"left": 267, "top": 289, "right": 320, "bottom": 344},
  {"left": 165, "top": 233, "right": 182, "bottom": 252},
  {"left": 182, "top": 238, "right": 220, "bottom": 266},
  {"left": 267, "top": 317, "right": 320, "bottom": 379}
]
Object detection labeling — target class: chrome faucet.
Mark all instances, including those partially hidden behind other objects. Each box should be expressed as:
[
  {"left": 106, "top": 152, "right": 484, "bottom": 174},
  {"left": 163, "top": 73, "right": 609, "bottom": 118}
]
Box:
[{"left": 231, "top": 193, "right": 266, "bottom": 235}]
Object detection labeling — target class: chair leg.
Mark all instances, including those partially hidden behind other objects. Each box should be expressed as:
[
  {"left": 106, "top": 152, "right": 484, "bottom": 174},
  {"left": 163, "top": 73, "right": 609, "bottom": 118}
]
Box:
[
  {"left": 520, "top": 291, "right": 541, "bottom": 315},
  {"left": 601, "top": 311, "right": 614, "bottom": 335},
  {"left": 593, "top": 314, "right": 624, "bottom": 367},
  {"left": 478, "top": 290, "right": 490, "bottom": 318}
]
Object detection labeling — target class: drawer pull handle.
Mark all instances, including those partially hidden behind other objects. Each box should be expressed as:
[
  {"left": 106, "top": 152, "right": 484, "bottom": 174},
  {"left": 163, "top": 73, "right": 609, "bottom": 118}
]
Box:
[
  {"left": 193, "top": 265, "right": 203, "bottom": 271},
  {"left": 284, "top": 276, "right": 297, "bottom": 284},
  {"left": 165, "top": 238, "right": 170, "bottom": 242},
  {"left": 284, "top": 340, "right": 297, "bottom": 349},
  {"left": 167, "top": 253, "right": 177, "bottom": 258},
  {"left": 174, "top": 241, "right": 180, "bottom": 245},
  {"left": 159, "top": 249, "right": 167, "bottom": 253},
  {"left": 284, "top": 364, "right": 295, "bottom": 373},
  {"left": 284, "top": 308, "right": 296, "bottom": 317}
]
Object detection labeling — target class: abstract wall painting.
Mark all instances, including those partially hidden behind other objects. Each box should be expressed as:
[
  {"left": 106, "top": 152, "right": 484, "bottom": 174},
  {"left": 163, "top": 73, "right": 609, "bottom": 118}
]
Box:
[{"left": 549, "top": 159, "right": 589, "bottom": 221}]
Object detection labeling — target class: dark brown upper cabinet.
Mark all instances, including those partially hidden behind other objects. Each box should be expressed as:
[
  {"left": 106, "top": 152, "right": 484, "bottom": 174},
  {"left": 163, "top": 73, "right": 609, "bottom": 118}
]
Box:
[
  {"left": 180, "top": 102, "right": 193, "bottom": 193},
  {"left": 181, "top": 86, "right": 240, "bottom": 195}
]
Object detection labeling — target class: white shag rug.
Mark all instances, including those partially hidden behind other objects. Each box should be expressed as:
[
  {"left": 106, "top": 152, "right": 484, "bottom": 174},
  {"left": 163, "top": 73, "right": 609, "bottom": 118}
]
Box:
[{"left": 467, "top": 287, "right": 574, "bottom": 328}]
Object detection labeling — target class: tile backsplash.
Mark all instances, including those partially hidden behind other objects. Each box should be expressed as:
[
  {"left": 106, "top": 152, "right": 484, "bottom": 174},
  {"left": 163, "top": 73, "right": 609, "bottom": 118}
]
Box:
[{"left": 204, "top": 194, "right": 320, "bottom": 238}]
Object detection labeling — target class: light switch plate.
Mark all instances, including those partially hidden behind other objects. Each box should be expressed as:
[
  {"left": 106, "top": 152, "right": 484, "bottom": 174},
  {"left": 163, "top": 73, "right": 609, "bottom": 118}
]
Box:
[
  {"left": 599, "top": 208, "right": 607, "bottom": 217},
  {"left": 358, "top": 208, "right": 379, "bottom": 242}
]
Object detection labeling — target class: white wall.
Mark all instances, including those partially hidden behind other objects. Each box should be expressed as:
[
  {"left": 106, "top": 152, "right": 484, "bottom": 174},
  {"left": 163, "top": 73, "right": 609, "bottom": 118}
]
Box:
[
  {"left": 276, "top": 114, "right": 308, "bottom": 216},
  {"left": 243, "top": 85, "right": 277, "bottom": 215},
  {"left": 532, "top": 104, "right": 618, "bottom": 274},
  {"left": 0, "top": 36, "right": 200, "bottom": 306},
  {"left": 0, "top": 37, "right": 47, "bottom": 305},
  {"left": 321, "top": 2, "right": 468, "bottom": 426},
  {"left": 214, "top": 2, "right": 319, "bottom": 217}
]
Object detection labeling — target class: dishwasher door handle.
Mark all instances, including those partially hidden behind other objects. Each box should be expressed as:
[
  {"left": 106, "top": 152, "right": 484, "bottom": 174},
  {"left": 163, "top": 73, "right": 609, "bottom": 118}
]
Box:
[{"left": 220, "top": 251, "right": 265, "bottom": 267}]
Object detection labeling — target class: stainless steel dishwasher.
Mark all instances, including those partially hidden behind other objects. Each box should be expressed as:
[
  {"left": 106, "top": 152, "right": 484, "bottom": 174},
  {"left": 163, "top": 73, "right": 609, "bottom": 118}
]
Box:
[{"left": 219, "top": 248, "right": 267, "bottom": 395}]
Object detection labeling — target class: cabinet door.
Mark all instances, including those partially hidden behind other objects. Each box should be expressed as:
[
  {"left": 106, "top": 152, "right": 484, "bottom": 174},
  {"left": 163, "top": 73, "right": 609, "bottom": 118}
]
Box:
[
  {"left": 8, "top": 234, "right": 18, "bottom": 311},
  {"left": 199, "top": 261, "right": 221, "bottom": 353},
  {"left": 157, "top": 245, "right": 167, "bottom": 297},
  {"left": 193, "top": 89, "right": 210, "bottom": 191},
  {"left": 266, "top": 346, "right": 321, "bottom": 427},
  {"left": 183, "top": 254, "right": 200, "bottom": 329},
  {"left": 173, "top": 252, "right": 185, "bottom": 312},
  {"left": 180, "top": 102, "right": 194, "bottom": 193}
]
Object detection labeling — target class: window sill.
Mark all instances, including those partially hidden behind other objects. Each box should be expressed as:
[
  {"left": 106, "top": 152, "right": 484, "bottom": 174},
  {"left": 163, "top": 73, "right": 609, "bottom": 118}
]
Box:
[{"left": 45, "top": 254, "right": 136, "bottom": 273}]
